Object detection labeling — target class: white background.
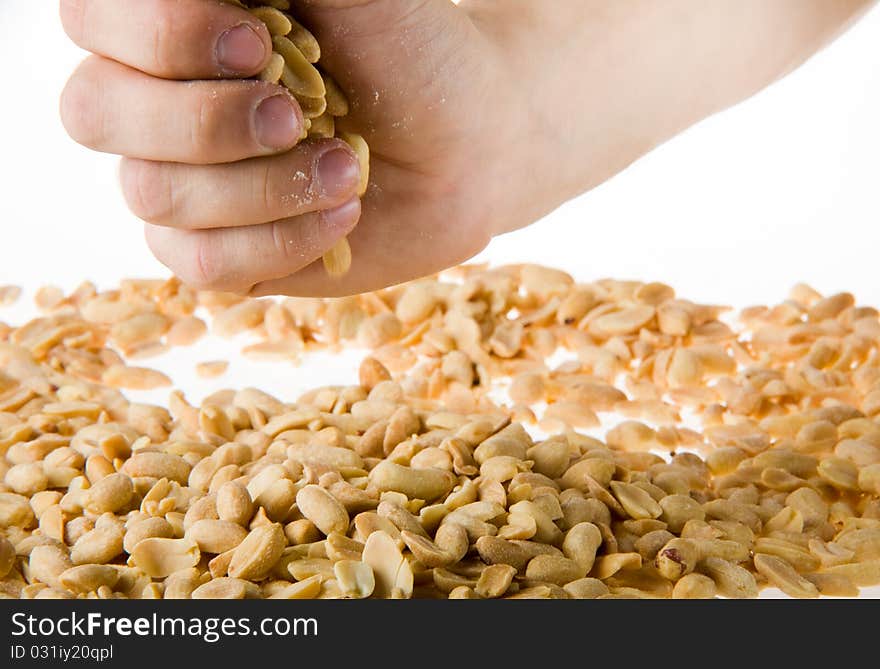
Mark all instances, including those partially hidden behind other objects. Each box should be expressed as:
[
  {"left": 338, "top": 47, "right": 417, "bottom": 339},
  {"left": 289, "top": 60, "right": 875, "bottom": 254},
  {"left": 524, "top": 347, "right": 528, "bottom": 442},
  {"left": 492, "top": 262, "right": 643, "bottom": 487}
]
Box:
[
  {"left": 0, "top": 3, "right": 878, "bottom": 598},
  {"left": 0, "top": 2, "right": 878, "bottom": 305}
]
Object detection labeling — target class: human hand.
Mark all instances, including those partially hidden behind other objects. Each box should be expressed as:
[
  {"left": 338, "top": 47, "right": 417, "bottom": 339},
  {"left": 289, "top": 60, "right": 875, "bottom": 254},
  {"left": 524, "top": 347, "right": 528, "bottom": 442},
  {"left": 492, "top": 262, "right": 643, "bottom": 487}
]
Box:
[{"left": 60, "top": 0, "right": 517, "bottom": 296}]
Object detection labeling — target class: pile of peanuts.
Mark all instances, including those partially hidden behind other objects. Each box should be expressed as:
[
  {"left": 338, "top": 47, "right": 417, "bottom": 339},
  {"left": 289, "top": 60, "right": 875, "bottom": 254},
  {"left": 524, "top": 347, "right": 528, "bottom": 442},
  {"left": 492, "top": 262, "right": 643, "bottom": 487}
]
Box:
[
  {"left": 2, "top": 263, "right": 880, "bottom": 599},
  {"left": 223, "top": 0, "right": 370, "bottom": 277}
]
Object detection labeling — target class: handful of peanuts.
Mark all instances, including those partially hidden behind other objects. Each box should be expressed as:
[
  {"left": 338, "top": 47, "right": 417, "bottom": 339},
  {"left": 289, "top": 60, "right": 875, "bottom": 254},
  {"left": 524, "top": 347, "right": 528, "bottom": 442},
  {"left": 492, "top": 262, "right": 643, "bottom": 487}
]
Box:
[
  {"left": 2, "top": 262, "right": 880, "bottom": 599},
  {"left": 223, "top": 0, "right": 370, "bottom": 278}
]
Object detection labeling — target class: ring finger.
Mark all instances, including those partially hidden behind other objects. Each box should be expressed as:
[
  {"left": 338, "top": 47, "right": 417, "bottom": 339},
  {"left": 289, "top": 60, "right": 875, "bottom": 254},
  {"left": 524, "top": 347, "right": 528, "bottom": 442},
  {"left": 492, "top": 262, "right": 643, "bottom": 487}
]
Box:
[{"left": 120, "top": 137, "right": 360, "bottom": 229}]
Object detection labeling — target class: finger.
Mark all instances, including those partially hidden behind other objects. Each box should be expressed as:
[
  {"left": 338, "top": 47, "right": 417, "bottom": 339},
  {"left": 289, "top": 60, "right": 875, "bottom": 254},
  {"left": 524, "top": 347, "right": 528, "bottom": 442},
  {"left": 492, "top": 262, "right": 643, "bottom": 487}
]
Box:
[
  {"left": 61, "top": 56, "right": 303, "bottom": 163},
  {"left": 120, "top": 137, "right": 360, "bottom": 229},
  {"left": 59, "top": 0, "right": 272, "bottom": 79},
  {"left": 249, "top": 161, "right": 491, "bottom": 298},
  {"left": 144, "top": 197, "right": 362, "bottom": 293}
]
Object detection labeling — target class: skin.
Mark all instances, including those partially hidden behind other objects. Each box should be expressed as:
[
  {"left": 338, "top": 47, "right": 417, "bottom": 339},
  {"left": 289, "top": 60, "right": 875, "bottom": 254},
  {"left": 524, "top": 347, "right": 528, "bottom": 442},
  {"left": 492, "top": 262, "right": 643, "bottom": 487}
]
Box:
[{"left": 59, "top": 0, "right": 876, "bottom": 297}]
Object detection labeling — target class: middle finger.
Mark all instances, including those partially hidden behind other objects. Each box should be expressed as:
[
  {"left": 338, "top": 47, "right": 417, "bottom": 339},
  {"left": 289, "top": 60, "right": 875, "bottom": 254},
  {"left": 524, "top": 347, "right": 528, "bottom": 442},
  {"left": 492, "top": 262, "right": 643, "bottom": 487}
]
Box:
[
  {"left": 119, "top": 138, "right": 361, "bottom": 229},
  {"left": 61, "top": 56, "right": 304, "bottom": 164}
]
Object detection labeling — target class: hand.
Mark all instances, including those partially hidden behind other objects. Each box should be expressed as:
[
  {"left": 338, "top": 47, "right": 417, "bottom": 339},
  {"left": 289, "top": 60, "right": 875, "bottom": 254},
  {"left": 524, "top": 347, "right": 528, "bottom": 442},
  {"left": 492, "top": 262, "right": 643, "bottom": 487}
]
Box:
[{"left": 59, "top": 0, "right": 520, "bottom": 296}]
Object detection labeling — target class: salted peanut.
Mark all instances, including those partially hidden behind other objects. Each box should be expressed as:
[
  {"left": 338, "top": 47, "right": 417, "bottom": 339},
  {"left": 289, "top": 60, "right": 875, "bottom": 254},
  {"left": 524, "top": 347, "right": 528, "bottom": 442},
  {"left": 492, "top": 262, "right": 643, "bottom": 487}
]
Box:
[
  {"left": 191, "top": 577, "right": 254, "bottom": 600},
  {"left": 635, "top": 530, "right": 675, "bottom": 562},
  {"left": 556, "top": 289, "right": 598, "bottom": 325},
  {"left": 58, "top": 565, "right": 119, "bottom": 595},
  {"left": 807, "top": 292, "right": 854, "bottom": 321},
  {"left": 186, "top": 519, "right": 248, "bottom": 554},
  {"left": 0, "top": 284, "right": 22, "bottom": 305},
  {"left": 836, "top": 528, "right": 880, "bottom": 561},
  {"left": 122, "top": 452, "right": 191, "bottom": 484},
  {"left": 216, "top": 481, "right": 254, "bottom": 526},
  {"left": 195, "top": 361, "right": 229, "bottom": 379},
  {"left": 359, "top": 357, "right": 391, "bottom": 392},
  {"left": 283, "top": 519, "right": 319, "bottom": 546},
  {"left": 671, "top": 573, "right": 717, "bottom": 599},
  {"left": 368, "top": 462, "right": 455, "bottom": 502},
  {"left": 296, "top": 485, "right": 349, "bottom": 536},
  {"left": 753, "top": 538, "right": 820, "bottom": 572},
  {"left": 589, "top": 306, "right": 655, "bottom": 338},
  {"left": 71, "top": 526, "right": 124, "bottom": 565},
  {"left": 656, "top": 538, "right": 699, "bottom": 580},
  {"left": 394, "top": 284, "right": 437, "bottom": 325},
  {"left": 334, "top": 560, "right": 375, "bottom": 599},
  {"left": 256, "top": 478, "right": 297, "bottom": 522},
  {"left": 821, "top": 560, "right": 880, "bottom": 587},
  {"left": 525, "top": 555, "right": 585, "bottom": 586},
  {"left": 606, "top": 421, "right": 655, "bottom": 452},
  {"left": 84, "top": 473, "right": 133, "bottom": 514},
  {"left": 472, "top": 537, "right": 528, "bottom": 573},
  {"left": 754, "top": 554, "right": 819, "bottom": 599},
  {"left": 474, "top": 564, "right": 517, "bottom": 598},
  {"left": 859, "top": 464, "right": 880, "bottom": 494},
  {"left": 267, "top": 575, "right": 322, "bottom": 600},
  {"left": 609, "top": 482, "right": 662, "bottom": 520},
  {"left": 703, "top": 499, "right": 761, "bottom": 533},
  {"left": 562, "top": 522, "right": 602, "bottom": 573},
  {"left": 658, "top": 495, "right": 705, "bottom": 534},
  {"left": 667, "top": 349, "right": 703, "bottom": 388},
  {"left": 102, "top": 365, "right": 171, "bottom": 390},
  {"left": 592, "top": 553, "right": 642, "bottom": 580},
  {"left": 322, "top": 238, "right": 352, "bottom": 279},
  {"left": 447, "top": 586, "right": 480, "bottom": 599},
  {"left": 543, "top": 402, "right": 599, "bottom": 429},
  {"left": 258, "top": 51, "right": 285, "bottom": 83},
  {"left": 131, "top": 537, "right": 199, "bottom": 578},
  {"left": 123, "top": 517, "right": 174, "bottom": 554},
  {"left": 228, "top": 523, "right": 286, "bottom": 581},
  {"left": 287, "top": 557, "right": 334, "bottom": 581},
  {"left": 0, "top": 537, "right": 16, "bottom": 578},
  {"left": 398, "top": 531, "right": 451, "bottom": 569},
  {"left": 561, "top": 577, "right": 608, "bottom": 599},
  {"left": 28, "top": 545, "right": 72, "bottom": 589},
  {"left": 808, "top": 539, "right": 855, "bottom": 568},
  {"left": 520, "top": 264, "right": 572, "bottom": 298},
  {"left": 560, "top": 459, "right": 614, "bottom": 492},
  {"left": 804, "top": 572, "right": 860, "bottom": 598},
  {"left": 509, "top": 373, "right": 546, "bottom": 405},
  {"left": 166, "top": 315, "right": 207, "bottom": 346},
  {"left": 249, "top": 5, "right": 292, "bottom": 34},
  {"left": 110, "top": 312, "right": 168, "bottom": 350},
  {"left": 4, "top": 463, "right": 48, "bottom": 496},
  {"left": 362, "top": 530, "right": 412, "bottom": 599},
  {"left": 507, "top": 500, "right": 562, "bottom": 545},
  {"left": 700, "top": 557, "right": 758, "bottom": 599},
  {"left": 273, "top": 35, "right": 325, "bottom": 97},
  {"left": 657, "top": 304, "right": 691, "bottom": 336},
  {"left": 785, "top": 487, "right": 828, "bottom": 526}
]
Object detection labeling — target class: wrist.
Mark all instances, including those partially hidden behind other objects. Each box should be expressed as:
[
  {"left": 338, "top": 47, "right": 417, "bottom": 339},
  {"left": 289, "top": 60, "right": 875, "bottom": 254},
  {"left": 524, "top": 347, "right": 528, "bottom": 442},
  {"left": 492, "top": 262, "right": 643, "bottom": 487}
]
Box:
[{"left": 464, "top": 5, "right": 575, "bottom": 237}]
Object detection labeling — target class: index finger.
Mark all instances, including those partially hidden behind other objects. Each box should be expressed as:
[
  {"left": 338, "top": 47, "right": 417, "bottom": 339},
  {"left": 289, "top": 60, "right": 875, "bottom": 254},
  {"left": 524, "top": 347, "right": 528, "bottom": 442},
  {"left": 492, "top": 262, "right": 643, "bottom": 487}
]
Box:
[{"left": 59, "top": 0, "right": 272, "bottom": 80}]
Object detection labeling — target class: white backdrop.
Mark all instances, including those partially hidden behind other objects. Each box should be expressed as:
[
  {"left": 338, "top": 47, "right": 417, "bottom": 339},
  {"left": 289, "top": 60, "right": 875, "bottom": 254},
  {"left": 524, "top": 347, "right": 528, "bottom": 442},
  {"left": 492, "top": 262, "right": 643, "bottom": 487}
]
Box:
[{"left": 0, "top": 2, "right": 878, "bottom": 599}]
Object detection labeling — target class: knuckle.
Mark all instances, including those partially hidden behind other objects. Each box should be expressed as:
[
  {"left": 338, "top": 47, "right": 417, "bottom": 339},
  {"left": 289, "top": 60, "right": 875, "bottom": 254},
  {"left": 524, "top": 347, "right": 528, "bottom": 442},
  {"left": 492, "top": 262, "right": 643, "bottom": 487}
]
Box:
[
  {"left": 189, "top": 234, "right": 226, "bottom": 291},
  {"left": 149, "top": 10, "right": 179, "bottom": 76},
  {"left": 187, "top": 94, "right": 222, "bottom": 162},
  {"left": 59, "top": 61, "right": 106, "bottom": 149},
  {"left": 119, "top": 159, "right": 175, "bottom": 225},
  {"left": 269, "top": 218, "right": 319, "bottom": 268}
]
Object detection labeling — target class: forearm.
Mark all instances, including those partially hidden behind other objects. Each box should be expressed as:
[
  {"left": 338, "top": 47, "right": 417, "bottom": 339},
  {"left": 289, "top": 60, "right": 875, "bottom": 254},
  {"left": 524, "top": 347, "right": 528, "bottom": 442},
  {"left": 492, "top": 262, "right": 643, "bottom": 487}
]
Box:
[{"left": 469, "top": 0, "right": 876, "bottom": 233}]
